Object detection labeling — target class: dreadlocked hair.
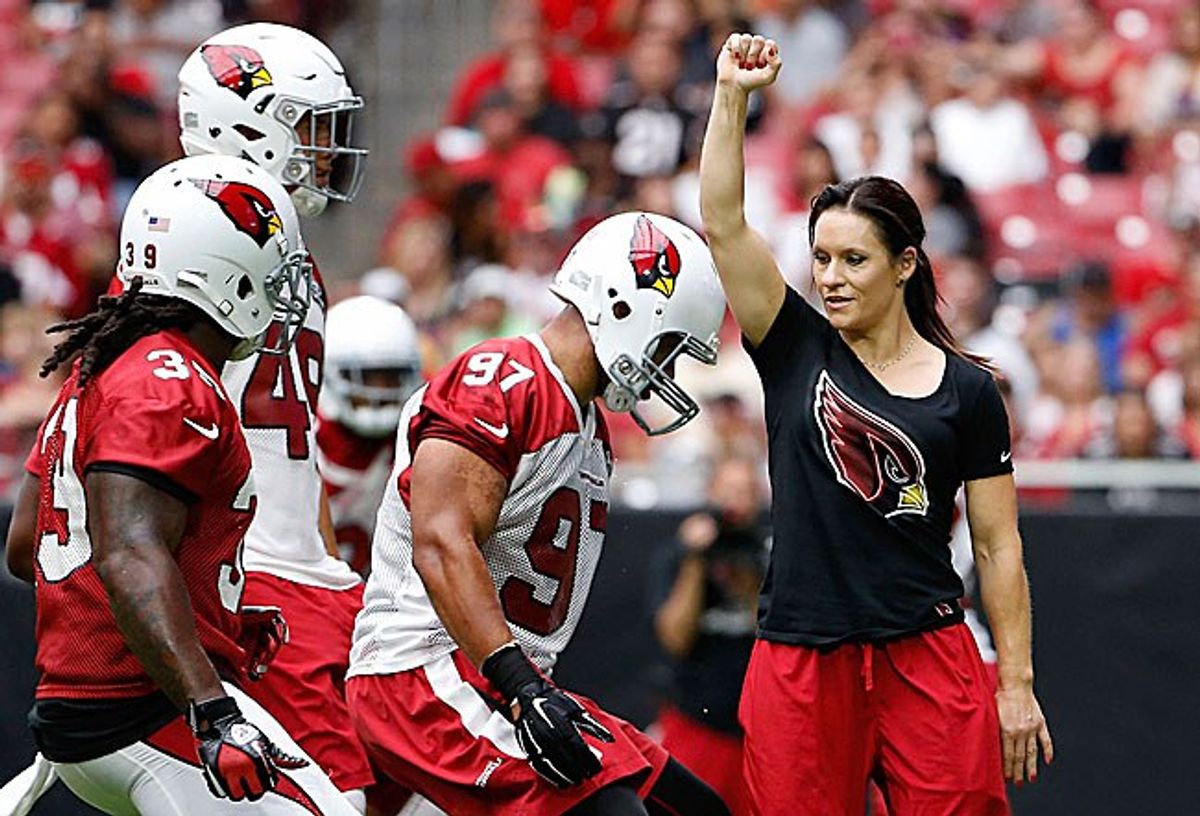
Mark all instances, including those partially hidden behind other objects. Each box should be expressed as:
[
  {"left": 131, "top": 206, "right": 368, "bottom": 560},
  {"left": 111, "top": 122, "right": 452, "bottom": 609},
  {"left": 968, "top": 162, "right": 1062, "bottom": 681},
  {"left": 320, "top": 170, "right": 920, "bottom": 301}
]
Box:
[{"left": 40, "top": 277, "right": 208, "bottom": 387}]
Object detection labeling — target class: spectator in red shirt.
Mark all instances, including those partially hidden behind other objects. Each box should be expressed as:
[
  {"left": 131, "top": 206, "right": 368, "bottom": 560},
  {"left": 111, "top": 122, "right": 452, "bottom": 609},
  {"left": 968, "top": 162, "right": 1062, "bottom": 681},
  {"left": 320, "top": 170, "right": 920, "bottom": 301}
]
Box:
[
  {"left": 445, "top": 0, "right": 581, "bottom": 127},
  {"left": 1126, "top": 251, "right": 1200, "bottom": 380},
  {"left": 1003, "top": 0, "right": 1141, "bottom": 172},
  {"left": 451, "top": 89, "right": 572, "bottom": 229},
  {"left": 0, "top": 151, "right": 90, "bottom": 317},
  {"left": 538, "top": 0, "right": 639, "bottom": 54},
  {"left": 22, "top": 92, "right": 114, "bottom": 230}
]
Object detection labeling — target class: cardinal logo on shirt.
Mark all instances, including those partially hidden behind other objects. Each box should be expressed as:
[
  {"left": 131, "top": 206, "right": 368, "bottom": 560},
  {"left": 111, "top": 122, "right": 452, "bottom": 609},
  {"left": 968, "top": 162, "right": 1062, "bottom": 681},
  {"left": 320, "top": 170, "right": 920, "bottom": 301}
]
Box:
[
  {"left": 629, "top": 214, "right": 681, "bottom": 298},
  {"left": 200, "top": 44, "right": 273, "bottom": 99},
  {"left": 191, "top": 178, "right": 282, "bottom": 249},
  {"left": 813, "top": 371, "right": 929, "bottom": 518}
]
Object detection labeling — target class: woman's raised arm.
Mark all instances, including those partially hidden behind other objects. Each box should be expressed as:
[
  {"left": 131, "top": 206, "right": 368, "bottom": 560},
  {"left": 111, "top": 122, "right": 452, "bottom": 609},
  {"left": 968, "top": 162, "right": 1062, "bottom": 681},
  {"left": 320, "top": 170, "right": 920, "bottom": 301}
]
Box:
[{"left": 699, "top": 33, "right": 787, "bottom": 346}]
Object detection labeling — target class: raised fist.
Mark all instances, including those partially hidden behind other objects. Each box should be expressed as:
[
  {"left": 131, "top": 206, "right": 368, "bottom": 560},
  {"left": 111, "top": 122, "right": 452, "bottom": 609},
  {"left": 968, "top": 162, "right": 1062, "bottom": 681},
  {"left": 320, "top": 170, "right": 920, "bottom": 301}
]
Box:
[{"left": 717, "top": 33, "right": 782, "bottom": 93}]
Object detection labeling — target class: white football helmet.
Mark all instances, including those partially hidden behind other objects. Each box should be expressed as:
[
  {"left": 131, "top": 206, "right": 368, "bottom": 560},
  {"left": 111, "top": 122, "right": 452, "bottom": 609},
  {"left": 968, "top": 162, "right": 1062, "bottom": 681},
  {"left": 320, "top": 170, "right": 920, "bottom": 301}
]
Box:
[
  {"left": 117, "top": 154, "right": 311, "bottom": 360},
  {"left": 178, "top": 22, "right": 367, "bottom": 217},
  {"left": 320, "top": 296, "right": 424, "bottom": 438},
  {"left": 550, "top": 211, "right": 726, "bottom": 435}
]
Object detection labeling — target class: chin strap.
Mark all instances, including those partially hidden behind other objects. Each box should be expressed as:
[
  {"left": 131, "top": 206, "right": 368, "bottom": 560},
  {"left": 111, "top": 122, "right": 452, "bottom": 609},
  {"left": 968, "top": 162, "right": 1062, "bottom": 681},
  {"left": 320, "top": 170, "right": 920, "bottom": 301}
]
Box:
[
  {"left": 602, "top": 381, "right": 636, "bottom": 413},
  {"left": 290, "top": 187, "right": 327, "bottom": 218}
]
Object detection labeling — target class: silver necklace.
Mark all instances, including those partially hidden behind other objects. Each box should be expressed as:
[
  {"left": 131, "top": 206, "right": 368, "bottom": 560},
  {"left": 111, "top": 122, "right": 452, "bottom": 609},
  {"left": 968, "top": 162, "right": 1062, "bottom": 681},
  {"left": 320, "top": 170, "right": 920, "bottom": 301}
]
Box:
[{"left": 863, "top": 332, "right": 917, "bottom": 373}]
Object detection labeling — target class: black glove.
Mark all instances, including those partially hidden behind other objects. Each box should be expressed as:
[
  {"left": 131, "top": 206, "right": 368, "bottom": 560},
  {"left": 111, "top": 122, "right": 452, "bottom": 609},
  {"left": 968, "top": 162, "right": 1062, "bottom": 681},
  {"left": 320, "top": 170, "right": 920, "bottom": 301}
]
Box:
[
  {"left": 188, "top": 696, "right": 308, "bottom": 801},
  {"left": 482, "top": 642, "right": 615, "bottom": 789},
  {"left": 240, "top": 605, "right": 289, "bottom": 681}
]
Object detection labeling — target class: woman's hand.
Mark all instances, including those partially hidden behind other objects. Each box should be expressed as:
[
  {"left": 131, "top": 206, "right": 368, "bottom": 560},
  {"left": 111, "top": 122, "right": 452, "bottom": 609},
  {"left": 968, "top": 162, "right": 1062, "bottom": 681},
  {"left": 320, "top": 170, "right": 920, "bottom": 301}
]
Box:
[
  {"left": 717, "top": 33, "right": 782, "bottom": 93},
  {"left": 995, "top": 684, "right": 1054, "bottom": 785}
]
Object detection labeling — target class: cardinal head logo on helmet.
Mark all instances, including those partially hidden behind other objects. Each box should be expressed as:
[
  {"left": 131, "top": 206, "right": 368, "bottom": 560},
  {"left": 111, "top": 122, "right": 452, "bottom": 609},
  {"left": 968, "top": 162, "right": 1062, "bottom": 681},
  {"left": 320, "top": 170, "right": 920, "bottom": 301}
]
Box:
[
  {"left": 814, "top": 371, "right": 929, "bottom": 517},
  {"left": 628, "top": 214, "right": 681, "bottom": 298},
  {"left": 200, "top": 44, "right": 273, "bottom": 99},
  {"left": 191, "top": 178, "right": 283, "bottom": 249}
]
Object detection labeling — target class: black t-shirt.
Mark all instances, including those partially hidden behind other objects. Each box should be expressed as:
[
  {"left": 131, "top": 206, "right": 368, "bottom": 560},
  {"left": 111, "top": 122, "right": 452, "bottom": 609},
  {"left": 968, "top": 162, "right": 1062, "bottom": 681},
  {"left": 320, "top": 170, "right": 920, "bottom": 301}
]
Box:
[{"left": 746, "top": 288, "right": 1013, "bottom": 646}]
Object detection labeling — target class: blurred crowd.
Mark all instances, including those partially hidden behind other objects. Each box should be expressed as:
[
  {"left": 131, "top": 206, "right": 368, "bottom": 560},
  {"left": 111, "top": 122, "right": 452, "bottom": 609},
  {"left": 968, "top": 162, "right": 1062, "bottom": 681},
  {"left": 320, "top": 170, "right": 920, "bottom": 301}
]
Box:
[{"left": 2, "top": 0, "right": 1200, "bottom": 504}]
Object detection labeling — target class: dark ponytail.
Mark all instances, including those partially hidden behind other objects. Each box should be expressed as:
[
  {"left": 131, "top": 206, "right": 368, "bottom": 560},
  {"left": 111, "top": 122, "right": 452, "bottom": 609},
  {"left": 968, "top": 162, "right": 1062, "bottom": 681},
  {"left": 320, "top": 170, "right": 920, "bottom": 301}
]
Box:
[{"left": 808, "top": 176, "right": 992, "bottom": 372}]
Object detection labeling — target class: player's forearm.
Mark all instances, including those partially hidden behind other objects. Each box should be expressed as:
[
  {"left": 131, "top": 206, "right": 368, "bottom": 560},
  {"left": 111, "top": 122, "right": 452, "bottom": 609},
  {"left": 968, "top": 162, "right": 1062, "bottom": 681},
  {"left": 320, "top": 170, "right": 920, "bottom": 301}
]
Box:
[
  {"left": 318, "top": 486, "right": 339, "bottom": 558},
  {"left": 654, "top": 556, "right": 707, "bottom": 657},
  {"left": 96, "top": 545, "right": 226, "bottom": 709},
  {"left": 413, "top": 534, "right": 513, "bottom": 668},
  {"left": 699, "top": 82, "right": 750, "bottom": 241},
  {"left": 976, "top": 534, "right": 1034, "bottom": 689}
]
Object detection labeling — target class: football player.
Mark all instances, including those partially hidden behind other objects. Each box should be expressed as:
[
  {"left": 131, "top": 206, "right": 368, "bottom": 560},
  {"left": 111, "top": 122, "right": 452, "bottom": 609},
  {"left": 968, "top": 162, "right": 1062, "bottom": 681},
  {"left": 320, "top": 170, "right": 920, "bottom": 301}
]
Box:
[
  {"left": 4, "top": 155, "right": 358, "bottom": 814},
  {"left": 346, "top": 212, "right": 733, "bottom": 816},
  {"left": 175, "top": 22, "right": 376, "bottom": 811},
  {"left": 317, "top": 295, "right": 425, "bottom": 576}
]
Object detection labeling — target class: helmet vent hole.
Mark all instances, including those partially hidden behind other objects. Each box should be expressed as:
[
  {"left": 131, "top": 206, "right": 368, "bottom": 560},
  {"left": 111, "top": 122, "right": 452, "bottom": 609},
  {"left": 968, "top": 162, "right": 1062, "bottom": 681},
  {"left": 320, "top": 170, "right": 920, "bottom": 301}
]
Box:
[
  {"left": 607, "top": 288, "right": 618, "bottom": 298},
  {"left": 209, "top": 127, "right": 221, "bottom": 139},
  {"left": 237, "top": 275, "right": 254, "bottom": 300},
  {"left": 173, "top": 180, "right": 181, "bottom": 187},
  {"left": 233, "top": 124, "right": 266, "bottom": 142},
  {"left": 612, "top": 301, "right": 631, "bottom": 320},
  {"left": 264, "top": 150, "right": 274, "bottom": 160}
]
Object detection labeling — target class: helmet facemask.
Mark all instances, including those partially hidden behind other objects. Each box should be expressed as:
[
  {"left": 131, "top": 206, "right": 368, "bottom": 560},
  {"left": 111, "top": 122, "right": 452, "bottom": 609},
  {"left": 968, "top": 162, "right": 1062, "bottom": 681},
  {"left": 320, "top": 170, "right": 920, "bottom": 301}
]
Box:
[
  {"left": 258, "top": 248, "right": 313, "bottom": 355},
  {"left": 327, "top": 363, "right": 422, "bottom": 437},
  {"left": 277, "top": 96, "right": 368, "bottom": 213},
  {"left": 604, "top": 330, "right": 718, "bottom": 436}
]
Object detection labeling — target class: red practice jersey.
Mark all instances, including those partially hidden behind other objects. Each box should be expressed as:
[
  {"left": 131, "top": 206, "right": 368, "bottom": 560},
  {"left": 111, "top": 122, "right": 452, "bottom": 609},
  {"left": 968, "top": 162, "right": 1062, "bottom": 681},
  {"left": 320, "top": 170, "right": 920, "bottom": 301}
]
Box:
[
  {"left": 316, "top": 416, "right": 395, "bottom": 576},
  {"left": 350, "top": 334, "right": 611, "bottom": 677},
  {"left": 28, "top": 330, "right": 254, "bottom": 699}
]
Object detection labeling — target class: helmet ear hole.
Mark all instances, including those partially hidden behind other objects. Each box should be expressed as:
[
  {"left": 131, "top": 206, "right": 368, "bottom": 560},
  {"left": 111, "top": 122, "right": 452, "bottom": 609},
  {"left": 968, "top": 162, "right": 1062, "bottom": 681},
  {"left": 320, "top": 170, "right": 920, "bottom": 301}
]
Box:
[
  {"left": 612, "top": 300, "right": 631, "bottom": 320},
  {"left": 237, "top": 275, "right": 254, "bottom": 299}
]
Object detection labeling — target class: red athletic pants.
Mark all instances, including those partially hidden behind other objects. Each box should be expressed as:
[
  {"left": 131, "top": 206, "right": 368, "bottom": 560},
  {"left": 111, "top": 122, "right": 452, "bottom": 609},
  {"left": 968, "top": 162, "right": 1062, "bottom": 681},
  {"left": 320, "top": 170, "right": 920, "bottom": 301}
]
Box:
[{"left": 739, "top": 624, "right": 1008, "bottom": 816}]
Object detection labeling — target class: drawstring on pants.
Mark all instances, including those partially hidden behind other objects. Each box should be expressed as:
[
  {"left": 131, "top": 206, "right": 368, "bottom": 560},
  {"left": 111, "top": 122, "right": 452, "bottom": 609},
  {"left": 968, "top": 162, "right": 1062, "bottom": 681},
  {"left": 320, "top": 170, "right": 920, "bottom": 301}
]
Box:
[{"left": 861, "top": 643, "right": 874, "bottom": 692}]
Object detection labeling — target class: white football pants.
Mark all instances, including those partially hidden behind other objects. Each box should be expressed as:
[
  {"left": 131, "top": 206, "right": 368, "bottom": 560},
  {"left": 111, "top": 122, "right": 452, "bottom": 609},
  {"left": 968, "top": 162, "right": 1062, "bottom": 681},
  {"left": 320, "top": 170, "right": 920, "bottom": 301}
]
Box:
[{"left": 50, "top": 682, "right": 361, "bottom": 815}]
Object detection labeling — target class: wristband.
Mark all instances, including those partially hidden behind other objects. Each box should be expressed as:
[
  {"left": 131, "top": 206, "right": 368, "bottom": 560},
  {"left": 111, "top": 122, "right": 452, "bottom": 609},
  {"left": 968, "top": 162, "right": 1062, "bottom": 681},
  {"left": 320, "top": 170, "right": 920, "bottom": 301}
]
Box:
[
  {"left": 187, "top": 696, "right": 239, "bottom": 735},
  {"left": 480, "top": 642, "right": 541, "bottom": 702}
]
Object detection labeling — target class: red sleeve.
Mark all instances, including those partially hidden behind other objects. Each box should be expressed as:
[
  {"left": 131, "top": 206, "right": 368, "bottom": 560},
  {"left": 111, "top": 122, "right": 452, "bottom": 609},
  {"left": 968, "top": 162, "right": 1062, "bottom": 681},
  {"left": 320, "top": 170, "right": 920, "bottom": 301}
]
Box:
[
  {"left": 24, "top": 435, "right": 43, "bottom": 477},
  {"left": 82, "top": 394, "right": 224, "bottom": 501},
  {"left": 408, "top": 347, "right": 532, "bottom": 482}
]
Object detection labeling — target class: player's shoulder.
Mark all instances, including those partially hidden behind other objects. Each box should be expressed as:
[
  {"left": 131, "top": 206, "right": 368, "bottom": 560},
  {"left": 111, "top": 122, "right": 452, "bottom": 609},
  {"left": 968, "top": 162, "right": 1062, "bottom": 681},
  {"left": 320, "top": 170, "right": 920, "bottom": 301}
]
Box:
[
  {"left": 94, "top": 331, "right": 232, "bottom": 416},
  {"left": 429, "top": 335, "right": 580, "bottom": 426}
]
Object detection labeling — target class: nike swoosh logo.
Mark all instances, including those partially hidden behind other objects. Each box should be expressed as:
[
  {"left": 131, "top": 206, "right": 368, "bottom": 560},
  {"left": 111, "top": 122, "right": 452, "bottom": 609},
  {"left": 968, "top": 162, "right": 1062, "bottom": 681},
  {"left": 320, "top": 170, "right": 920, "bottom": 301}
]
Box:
[
  {"left": 474, "top": 418, "right": 510, "bottom": 439},
  {"left": 183, "top": 417, "right": 219, "bottom": 440},
  {"left": 1000, "top": 451, "right": 1012, "bottom": 463}
]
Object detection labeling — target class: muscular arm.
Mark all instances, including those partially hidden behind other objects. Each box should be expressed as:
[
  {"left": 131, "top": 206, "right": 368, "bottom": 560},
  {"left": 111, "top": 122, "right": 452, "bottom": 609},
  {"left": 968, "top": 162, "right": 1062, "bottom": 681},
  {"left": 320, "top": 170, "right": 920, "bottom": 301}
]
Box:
[
  {"left": 965, "top": 474, "right": 1031, "bottom": 688},
  {"left": 409, "top": 438, "right": 514, "bottom": 668},
  {"left": 86, "top": 470, "right": 226, "bottom": 709},
  {"left": 5, "top": 473, "right": 38, "bottom": 584},
  {"left": 967, "top": 472, "right": 1054, "bottom": 782},
  {"left": 699, "top": 36, "right": 786, "bottom": 347}
]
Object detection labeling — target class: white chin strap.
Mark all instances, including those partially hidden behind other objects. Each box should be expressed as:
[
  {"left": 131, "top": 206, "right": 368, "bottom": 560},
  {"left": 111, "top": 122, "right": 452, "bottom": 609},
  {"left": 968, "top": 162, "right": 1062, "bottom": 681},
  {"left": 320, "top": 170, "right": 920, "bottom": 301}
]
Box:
[
  {"left": 229, "top": 331, "right": 265, "bottom": 361},
  {"left": 601, "top": 381, "right": 637, "bottom": 413},
  {"left": 291, "top": 186, "right": 328, "bottom": 218}
]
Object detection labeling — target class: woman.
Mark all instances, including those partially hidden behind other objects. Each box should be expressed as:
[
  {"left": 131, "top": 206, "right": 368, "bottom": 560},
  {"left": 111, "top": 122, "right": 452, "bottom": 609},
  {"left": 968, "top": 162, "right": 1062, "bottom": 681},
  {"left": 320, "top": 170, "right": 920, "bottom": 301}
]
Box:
[{"left": 699, "top": 34, "right": 1053, "bottom": 816}]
